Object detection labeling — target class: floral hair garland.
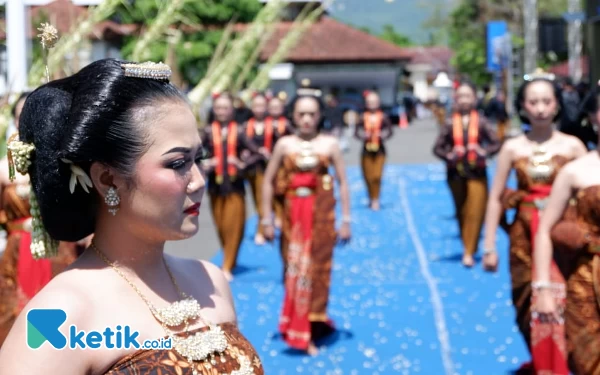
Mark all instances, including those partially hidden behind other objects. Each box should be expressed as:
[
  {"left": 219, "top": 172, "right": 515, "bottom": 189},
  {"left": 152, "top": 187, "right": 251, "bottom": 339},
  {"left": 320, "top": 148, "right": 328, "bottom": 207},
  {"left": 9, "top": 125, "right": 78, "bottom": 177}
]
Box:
[
  {"left": 7, "top": 135, "right": 94, "bottom": 259},
  {"left": 7, "top": 136, "right": 56, "bottom": 259}
]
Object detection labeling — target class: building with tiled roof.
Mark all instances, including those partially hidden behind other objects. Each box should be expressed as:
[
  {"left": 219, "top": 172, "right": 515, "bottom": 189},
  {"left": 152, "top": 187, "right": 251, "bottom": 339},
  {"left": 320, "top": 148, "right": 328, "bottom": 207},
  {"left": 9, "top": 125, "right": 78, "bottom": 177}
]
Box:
[
  {"left": 2, "top": 0, "right": 432, "bottom": 107},
  {"left": 403, "top": 46, "right": 454, "bottom": 101},
  {"left": 253, "top": 0, "right": 413, "bottom": 108},
  {"left": 1, "top": 0, "right": 136, "bottom": 94}
]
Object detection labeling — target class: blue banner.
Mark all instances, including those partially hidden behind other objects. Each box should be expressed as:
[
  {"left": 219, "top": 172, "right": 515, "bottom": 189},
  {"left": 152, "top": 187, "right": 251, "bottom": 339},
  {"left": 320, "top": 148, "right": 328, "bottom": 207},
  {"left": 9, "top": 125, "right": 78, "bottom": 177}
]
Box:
[{"left": 486, "top": 21, "right": 508, "bottom": 72}]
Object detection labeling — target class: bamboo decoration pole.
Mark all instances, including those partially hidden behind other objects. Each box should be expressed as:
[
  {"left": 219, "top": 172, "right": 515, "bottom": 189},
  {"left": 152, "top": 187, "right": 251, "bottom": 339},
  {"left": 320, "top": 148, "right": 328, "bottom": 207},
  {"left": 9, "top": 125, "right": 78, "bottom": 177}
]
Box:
[
  {"left": 187, "top": 0, "right": 286, "bottom": 110},
  {"left": 28, "top": 0, "right": 122, "bottom": 86},
  {"left": 131, "top": 0, "right": 190, "bottom": 62},
  {"left": 205, "top": 18, "right": 238, "bottom": 79}
]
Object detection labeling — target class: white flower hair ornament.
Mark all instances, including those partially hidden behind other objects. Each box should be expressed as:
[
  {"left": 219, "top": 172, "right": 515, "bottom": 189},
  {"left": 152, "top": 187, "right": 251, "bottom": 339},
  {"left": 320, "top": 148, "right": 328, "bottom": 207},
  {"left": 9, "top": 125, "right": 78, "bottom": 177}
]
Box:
[
  {"left": 6, "top": 135, "right": 58, "bottom": 259},
  {"left": 61, "top": 159, "right": 93, "bottom": 194}
]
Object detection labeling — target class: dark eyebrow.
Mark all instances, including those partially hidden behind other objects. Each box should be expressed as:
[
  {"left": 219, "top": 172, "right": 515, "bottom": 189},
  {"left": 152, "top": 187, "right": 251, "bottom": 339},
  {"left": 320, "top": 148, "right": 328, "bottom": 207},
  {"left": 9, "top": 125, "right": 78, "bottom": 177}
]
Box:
[{"left": 162, "top": 147, "right": 191, "bottom": 156}]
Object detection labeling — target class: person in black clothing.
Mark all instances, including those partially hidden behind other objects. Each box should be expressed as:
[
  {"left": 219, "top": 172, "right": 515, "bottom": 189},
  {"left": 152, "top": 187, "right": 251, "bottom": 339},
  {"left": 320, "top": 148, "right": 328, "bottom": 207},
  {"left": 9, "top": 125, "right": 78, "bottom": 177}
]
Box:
[
  {"left": 201, "top": 92, "right": 262, "bottom": 281},
  {"left": 433, "top": 81, "right": 501, "bottom": 267},
  {"left": 323, "top": 94, "right": 345, "bottom": 135},
  {"left": 576, "top": 84, "right": 600, "bottom": 150},
  {"left": 354, "top": 91, "right": 394, "bottom": 211},
  {"left": 485, "top": 90, "right": 510, "bottom": 141},
  {"left": 559, "top": 78, "right": 582, "bottom": 137},
  {"left": 206, "top": 94, "right": 254, "bottom": 125}
]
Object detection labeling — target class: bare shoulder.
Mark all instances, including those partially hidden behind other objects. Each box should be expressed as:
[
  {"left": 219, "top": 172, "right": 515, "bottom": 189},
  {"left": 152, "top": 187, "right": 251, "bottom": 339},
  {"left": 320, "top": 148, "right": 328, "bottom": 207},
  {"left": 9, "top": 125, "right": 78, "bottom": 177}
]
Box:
[
  {"left": 0, "top": 157, "right": 9, "bottom": 184},
  {"left": 23, "top": 270, "right": 93, "bottom": 316},
  {"left": 277, "top": 135, "right": 293, "bottom": 146},
  {"left": 498, "top": 135, "right": 522, "bottom": 157},
  {"left": 503, "top": 135, "right": 524, "bottom": 149},
  {"left": 0, "top": 272, "right": 94, "bottom": 373},
  {"left": 173, "top": 257, "right": 236, "bottom": 318},
  {"left": 561, "top": 133, "right": 587, "bottom": 154},
  {"left": 320, "top": 134, "right": 340, "bottom": 147},
  {"left": 567, "top": 150, "right": 595, "bottom": 168},
  {"left": 196, "top": 259, "right": 231, "bottom": 295}
]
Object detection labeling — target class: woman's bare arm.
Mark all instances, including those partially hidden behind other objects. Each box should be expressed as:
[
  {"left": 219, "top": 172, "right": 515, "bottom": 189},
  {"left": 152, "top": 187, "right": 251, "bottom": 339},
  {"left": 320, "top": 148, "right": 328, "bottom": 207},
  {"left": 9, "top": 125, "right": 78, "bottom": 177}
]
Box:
[
  {"left": 482, "top": 142, "right": 515, "bottom": 251},
  {"left": 330, "top": 139, "right": 350, "bottom": 218},
  {"left": 534, "top": 165, "right": 575, "bottom": 283},
  {"left": 261, "top": 139, "right": 286, "bottom": 224}
]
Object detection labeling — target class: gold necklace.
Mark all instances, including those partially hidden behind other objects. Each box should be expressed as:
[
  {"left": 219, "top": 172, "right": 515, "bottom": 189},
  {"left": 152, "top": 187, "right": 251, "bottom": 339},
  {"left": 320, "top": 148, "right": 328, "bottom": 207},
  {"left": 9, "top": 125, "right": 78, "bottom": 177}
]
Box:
[
  {"left": 295, "top": 140, "right": 318, "bottom": 170},
  {"left": 91, "top": 242, "right": 255, "bottom": 375},
  {"left": 527, "top": 142, "right": 555, "bottom": 182}
]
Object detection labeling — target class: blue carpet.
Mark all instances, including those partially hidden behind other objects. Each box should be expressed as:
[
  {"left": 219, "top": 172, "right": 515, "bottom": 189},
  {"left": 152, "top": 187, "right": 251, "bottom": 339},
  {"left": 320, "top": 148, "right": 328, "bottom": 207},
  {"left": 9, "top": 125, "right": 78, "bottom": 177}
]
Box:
[{"left": 211, "top": 163, "right": 527, "bottom": 375}]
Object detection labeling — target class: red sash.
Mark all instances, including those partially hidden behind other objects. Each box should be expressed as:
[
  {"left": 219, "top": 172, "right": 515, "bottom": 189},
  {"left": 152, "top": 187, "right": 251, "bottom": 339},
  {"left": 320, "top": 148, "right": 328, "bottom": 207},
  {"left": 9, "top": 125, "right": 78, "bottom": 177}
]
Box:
[
  {"left": 279, "top": 172, "right": 317, "bottom": 350},
  {"left": 452, "top": 111, "right": 479, "bottom": 167},
  {"left": 246, "top": 118, "right": 274, "bottom": 151},
  {"left": 272, "top": 116, "right": 288, "bottom": 135},
  {"left": 521, "top": 185, "right": 569, "bottom": 375},
  {"left": 363, "top": 111, "right": 383, "bottom": 151},
  {"left": 14, "top": 217, "right": 52, "bottom": 309},
  {"left": 211, "top": 121, "right": 238, "bottom": 184}
]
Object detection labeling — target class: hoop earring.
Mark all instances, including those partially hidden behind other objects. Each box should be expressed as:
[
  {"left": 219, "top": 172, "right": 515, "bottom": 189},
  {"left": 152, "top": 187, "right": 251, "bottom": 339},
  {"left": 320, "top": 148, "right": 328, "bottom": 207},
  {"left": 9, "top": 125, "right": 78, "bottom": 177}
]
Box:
[{"left": 105, "top": 186, "right": 120, "bottom": 216}]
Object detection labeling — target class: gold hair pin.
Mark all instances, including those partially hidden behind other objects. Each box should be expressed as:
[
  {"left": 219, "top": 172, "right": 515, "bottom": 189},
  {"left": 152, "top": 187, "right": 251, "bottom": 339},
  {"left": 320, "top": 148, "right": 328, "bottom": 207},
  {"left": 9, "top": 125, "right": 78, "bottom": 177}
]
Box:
[
  {"left": 524, "top": 68, "right": 555, "bottom": 82},
  {"left": 37, "top": 23, "right": 60, "bottom": 83},
  {"left": 297, "top": 88, "right": 322, "bottom": 97},
  {"left": 121, "top": 61, "right": 172, "bottom": 81}
]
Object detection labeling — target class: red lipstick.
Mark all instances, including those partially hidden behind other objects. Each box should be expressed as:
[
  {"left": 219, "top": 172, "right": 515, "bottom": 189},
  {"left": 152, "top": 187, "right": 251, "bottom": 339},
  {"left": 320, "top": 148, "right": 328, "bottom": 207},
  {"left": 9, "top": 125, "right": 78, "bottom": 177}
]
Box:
[{"left": 184, "top": 203, "right": 201, "bottom": 216}]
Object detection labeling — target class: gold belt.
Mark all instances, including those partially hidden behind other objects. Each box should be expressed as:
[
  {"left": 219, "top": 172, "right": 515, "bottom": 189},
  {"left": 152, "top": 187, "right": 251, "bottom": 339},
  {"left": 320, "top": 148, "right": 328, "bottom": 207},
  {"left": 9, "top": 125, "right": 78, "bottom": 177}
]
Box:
[
  {"left": 521, "top": 198, "right": 549, "bottom": 210},
  {"left": 287, "top": 187, "right": 314, "bottom": 197},
  {"left": 365, "top": 143, "right": 380, "bottom": 152},
  {"left": 6, "top": 220, "right": 29, "bottom": 232}
]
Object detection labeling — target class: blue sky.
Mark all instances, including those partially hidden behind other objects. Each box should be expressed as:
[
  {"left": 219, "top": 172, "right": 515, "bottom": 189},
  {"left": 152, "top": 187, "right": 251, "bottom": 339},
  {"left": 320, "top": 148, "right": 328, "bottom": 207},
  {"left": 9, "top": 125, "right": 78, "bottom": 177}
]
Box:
[{"left": 329, "top": 0, "right": 454, "bottom": 44}]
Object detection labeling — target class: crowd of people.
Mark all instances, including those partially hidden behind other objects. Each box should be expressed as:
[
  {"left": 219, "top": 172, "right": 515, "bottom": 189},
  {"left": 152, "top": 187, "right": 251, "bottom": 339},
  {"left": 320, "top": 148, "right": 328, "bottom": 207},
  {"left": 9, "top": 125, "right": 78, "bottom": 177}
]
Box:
[
  {"left": 1, "top": 43, "right": 600, "bottom": 374},
  {"left": 0, "top": 53, "right": 403, "bottom": 373},
  {"left": 433, "top": 70, "right": 600, "bottom": 374}
]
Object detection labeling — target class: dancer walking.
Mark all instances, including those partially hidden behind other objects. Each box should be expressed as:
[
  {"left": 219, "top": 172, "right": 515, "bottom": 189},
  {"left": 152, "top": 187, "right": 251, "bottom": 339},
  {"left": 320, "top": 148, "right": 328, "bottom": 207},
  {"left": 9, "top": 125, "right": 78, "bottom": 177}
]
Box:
[
  {"left": 433, "top": 81, "right": 501, "bottom": 267},
  {"left": 261, "top": 87, "right": 351, "bottom": 355}
]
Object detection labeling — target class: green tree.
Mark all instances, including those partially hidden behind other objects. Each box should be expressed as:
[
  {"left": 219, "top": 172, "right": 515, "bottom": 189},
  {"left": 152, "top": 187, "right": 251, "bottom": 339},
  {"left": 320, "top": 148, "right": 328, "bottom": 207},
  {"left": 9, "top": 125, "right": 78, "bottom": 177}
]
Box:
[
  {"left": 448, "top": 0, "right": 570, "bottom": 87},
  {"left": 116, "top": 0, "right": 262, "bottom": 86},
  {"left": 419, "top": 0, "right": 454, "bottom": 46},
  {"left": 448, "top": 0, "right": 491, "bottom": 86},
  {"left": 379, "top": 24, "right": 413, "bottom": 47}
]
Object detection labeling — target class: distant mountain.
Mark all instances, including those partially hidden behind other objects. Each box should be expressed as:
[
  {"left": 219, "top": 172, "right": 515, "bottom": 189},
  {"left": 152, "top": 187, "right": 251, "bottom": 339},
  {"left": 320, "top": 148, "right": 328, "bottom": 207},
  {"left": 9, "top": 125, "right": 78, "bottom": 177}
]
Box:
[{"left": 329, "top": 0, "right": 455, "bottom": 45}]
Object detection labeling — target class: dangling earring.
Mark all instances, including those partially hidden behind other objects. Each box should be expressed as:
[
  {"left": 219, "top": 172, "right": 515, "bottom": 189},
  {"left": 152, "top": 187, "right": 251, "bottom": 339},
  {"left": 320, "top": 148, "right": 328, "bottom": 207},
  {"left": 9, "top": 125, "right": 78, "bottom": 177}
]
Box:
[{"left": 105, "top": 186, "right": 120, "bottom": 216}]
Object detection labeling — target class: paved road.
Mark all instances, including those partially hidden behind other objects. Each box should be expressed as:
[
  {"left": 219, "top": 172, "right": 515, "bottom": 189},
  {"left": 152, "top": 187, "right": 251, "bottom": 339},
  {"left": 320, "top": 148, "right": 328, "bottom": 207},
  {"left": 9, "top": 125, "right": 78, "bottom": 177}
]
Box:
[{"left": 165, "top": 117, "right": 443, "bottom": 260}]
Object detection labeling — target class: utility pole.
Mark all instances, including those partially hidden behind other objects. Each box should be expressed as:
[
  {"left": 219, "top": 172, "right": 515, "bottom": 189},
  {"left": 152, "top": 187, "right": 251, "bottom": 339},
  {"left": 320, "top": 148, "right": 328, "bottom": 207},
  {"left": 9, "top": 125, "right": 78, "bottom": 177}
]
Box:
[
  {"left": 6, "top": 0, "right": 28, "bottom": 95},
  {"left": 587, "top": 0, "right": 600, "bottom": 85},
  {"left": 523, "top": 0, "right": 538, "bottom": 75},
  {"left": 567, "top": 0, "right": 583, "bottom": 82}
]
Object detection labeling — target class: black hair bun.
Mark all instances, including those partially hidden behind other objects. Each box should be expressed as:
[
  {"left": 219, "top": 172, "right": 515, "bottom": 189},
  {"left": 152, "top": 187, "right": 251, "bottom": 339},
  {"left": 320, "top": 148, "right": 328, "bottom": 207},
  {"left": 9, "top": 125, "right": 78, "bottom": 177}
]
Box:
[
  {"left": 19, "top": 83, "right": 97, "bottom": 241},
  {"left": 18, "top": 58, "right": 185, "bottom": 242}
]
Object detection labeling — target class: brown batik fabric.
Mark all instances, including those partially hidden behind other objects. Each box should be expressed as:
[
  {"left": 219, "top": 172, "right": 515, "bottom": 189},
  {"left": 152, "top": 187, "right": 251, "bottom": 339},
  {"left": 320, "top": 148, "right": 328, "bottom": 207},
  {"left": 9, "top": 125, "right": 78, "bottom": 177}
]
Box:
[
  {"left": 500, "top": 155, "right": 571, "bottom": 351},
  {"left": 278, "top": 154, "right": 337, "bottom": 325},
  {"left": 105, "top": 322, "right": 264, "bottom": 375},
  {"left": 0, "top": 184, "right": 82, "bottom": 347},
  {"left": 361, "top": 153, "right": 386, "bottom": 201},
  {"left": 549, "top": 185, "right": 600, "bottom": 375}
]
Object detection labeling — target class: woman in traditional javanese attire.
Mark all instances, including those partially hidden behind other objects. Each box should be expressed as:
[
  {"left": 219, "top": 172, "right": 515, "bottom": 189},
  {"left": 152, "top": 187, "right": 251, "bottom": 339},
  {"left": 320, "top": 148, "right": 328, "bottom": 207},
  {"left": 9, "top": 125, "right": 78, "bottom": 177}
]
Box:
[
  {"left": 243, "top": 93, "right": 288, "bottom": 245},
  {"left": 354, "top": 91, "right": 393, "bottom": 211},
  {"left": 267, "top": 94, "right": 293, "bottom": 230},
  {"left": 0, "top": 92, "right": 87, "bottom": 347},
  {"left": 533, "top": 86, "right": 600, "bottom": 375},
  {"left": 482, "top": 70, "right": 587, "bottom": 374},
  {"left": 261, "top": 87, "right": 351, "bottom": 355},
  {"left": 0, "top": 59, "right": 264, "bottom": 375},
  {"left": 433, "top": 81, "right": 501, "bottom": 267},
  {"left": 201, "top": 92, "right": 261, "bottom": 281}
]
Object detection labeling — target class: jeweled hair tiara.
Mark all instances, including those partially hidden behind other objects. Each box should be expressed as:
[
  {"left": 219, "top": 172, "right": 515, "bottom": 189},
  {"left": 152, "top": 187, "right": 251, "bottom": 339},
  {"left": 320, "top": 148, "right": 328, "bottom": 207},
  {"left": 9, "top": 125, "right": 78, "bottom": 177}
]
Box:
[{"left": 121, "top": 61, "right": 172, "bottom": 81}]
